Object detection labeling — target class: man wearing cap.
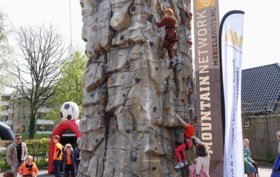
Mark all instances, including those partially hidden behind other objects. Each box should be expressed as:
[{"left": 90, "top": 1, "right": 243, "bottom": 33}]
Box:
[{"left": 73, "top": 137, "right": 81, "bottom": 175}]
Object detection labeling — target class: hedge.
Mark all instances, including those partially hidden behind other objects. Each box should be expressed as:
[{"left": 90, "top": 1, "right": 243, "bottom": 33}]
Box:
[
  {"left": 0, "top": 138, "right": 50, "bottom": 172},
  {"left": 21, "top": 134, "right": 52, "bottom": 140}
]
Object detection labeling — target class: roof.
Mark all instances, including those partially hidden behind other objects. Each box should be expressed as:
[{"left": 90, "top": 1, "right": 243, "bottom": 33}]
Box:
[{"left": 241, "top": 63, "right": 280, "bottom": 113}]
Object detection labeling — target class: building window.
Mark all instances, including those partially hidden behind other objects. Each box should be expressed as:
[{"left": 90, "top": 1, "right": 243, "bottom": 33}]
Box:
[
  {"left": 22, "top": 114, "right": 26, "bottom": 120},
  {"left": 22, "top": 125, "right": 26, "bottom": 132}
]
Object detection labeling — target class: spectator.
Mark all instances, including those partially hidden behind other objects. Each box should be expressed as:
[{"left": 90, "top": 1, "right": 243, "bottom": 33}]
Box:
[
  {"left": 53, "top": 135, "right": 63, "bottom": 177},
  {"left": 243, "top": 139, "right": 256, "bottom": 177},
  {"left": 2, "top": 170, "right": 15, "bottom": 177},
  {"left": 73, "top": 137, "right": 81, "bottom": 175},
  {"left": 18, "top": 155, "right": 38, "bottom": 177},
  {"left": 6, "top": 134, "right": 27, "bottom": 177},
  {"left": 243, "top": 139, "right": 259, "bottom": 176},
  {"left": 62, "top": 143, "right": 76, "bottom": 177},
  {"left": 276, "top": 131, "right": 280, "bottom": 153}
]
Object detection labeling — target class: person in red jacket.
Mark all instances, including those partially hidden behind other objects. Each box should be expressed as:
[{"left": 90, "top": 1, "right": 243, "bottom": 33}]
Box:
[
  {"left": 155, "top": 8, "right": 178, "bottom": 69},
  {"left": 174, "top": 114, "right": 195, "bottom": 169},
  {"left": 18, "top": 156, "right": 38, "bottom": 177}
]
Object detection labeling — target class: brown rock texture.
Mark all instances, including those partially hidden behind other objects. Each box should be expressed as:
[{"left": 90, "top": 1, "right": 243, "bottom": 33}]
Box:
[{"left": 78, "top": 0, "right": 194, "bottom": 176}]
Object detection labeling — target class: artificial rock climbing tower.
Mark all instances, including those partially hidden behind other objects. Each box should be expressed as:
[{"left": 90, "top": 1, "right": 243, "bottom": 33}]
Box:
[{"left": 78, "top": 0, "right": 194, "bottom": 176}]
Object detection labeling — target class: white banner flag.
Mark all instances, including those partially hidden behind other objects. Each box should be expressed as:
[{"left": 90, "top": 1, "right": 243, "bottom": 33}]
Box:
[{"left": 220, "top": 11, "right": 245, "bottom": 177}]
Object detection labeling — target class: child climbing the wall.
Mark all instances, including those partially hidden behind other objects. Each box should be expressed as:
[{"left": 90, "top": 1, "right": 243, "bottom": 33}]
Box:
[
  {"left": 174, "top": 114, "right": 195, "bottom": 169},
  {"left": 155, "top": 8, "right": 178, "bottom": 69}
]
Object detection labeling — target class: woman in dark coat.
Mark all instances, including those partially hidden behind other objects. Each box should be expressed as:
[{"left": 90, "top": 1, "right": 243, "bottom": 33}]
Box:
[{"left": 62, "top": 144, "right": 76, "bottom": 177}]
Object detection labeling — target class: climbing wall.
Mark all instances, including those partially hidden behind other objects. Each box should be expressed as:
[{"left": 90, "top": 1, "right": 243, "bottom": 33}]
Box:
[{"left": 78, "top": 0, "right": 194, "bottom": 176}]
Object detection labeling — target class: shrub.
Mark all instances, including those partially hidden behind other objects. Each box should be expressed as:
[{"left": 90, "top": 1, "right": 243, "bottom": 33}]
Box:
[{"left": 21, "top": 134, "right": 52, "bottom": 140}]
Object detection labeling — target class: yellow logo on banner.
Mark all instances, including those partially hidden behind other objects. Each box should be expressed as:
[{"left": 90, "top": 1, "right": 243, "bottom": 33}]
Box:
[
  {"left": 197, "top": 0, "right": 215, "bottom": 10},
  {"left": 225, "top": 28, "right": 243, "bottom": 49}
]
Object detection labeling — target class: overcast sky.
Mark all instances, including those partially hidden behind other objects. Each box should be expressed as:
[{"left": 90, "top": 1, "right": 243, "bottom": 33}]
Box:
[{"left": 0, "top": 0, "right": 279, "bottom": 70}]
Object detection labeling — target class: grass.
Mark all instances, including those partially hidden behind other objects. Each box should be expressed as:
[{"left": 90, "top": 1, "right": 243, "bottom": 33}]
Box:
[{"left": 21, "top": 134, "right": 52, "bottom": 140}]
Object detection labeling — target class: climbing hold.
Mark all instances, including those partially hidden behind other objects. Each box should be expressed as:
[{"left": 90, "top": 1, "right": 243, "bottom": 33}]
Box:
[
  {"left": 174, "top": 130, "right": 178, "bottom": 135},
  {"left": 176, "top": 58, "right": 179, "bottom": 62},
  {"left": 88, "top": 51, "right": 93, "bottom": 55},
  {"left": 189, "top": 91, "right": 193, "bottom": 95},
  {"left": 131, "top": 5, "right": 136, "bottom": 12},
  {"left": 93, "top": 7, "right": 97, "bottom": 12},
  {"left": 115, "top": 124, "right": 119, "bottom": 128},
  {"left": 99, "top": 151, "right": 102, "bottom": 156},
  {"left": 170, "top": 86, "right": 174, "bottom": 90},
  {"left": 138, "top": 106, "right": 142, "bottom": 111},
  {"left": 94, "top": 44, "right": 98, "bottom": 48},
  {"left": 101, "top": 42, "right": 105, "bottom": 46},
  {"left": 124, "top": 163, "right": 127, "bottom": 167},
  {"left": 123, "top": 94, "right": 125, "bottom": 97},
  {"left": 169, "top": 148, "right": 173, "bottom": 153},
  {"left": 80, "top": 164, "right": 83, "bottom": 167},
  {"left": 188, "top": 34, "right": 190, "bottom": 36},
  {"left": 91, "top": 25, "right": 96, "bottom": 31},
  {"left": 186, "top": 108, "right": 189, "bottom": 111},
  {"left": 120, "top": 36, "right": 124, "bottom": 40},
  {"left": 135, "top": 78, "right": 141, "bottom": 84},
  {"left": 155, "top": 67, "right": 158, "bottom": 70},
  {"left": 120, "top": 74, "right": 124, "bottom": 79},
  {"left": 108, "top": 77, "right": 114, "bottom": 84},
  {"left": 164, "top": 0, "right": 167, "bottom": 2},
  {"left": 139, "top": 133, "right": 144, "bottom": 138},
  {"left": 187, "top": 77, "right": 190, "bottom": 80},
  {"left": 148, "top": 18, "right": 152, "bottom": 23},
  {"left": 96, "top": 76, "right": 99, "bottom": 79},
  {"left": 102, "top": 95, "right": 105, "bottom": 98},
  {"left": 171, "top": 102, "right": 174, "bottom": 106},
  {"left": 95, "top": 138, "right": 98, "bottom": 143},
  {"left": 155, "top": 134, "right": 157, "bottom": 137},
  {"left": 179, "top": 68, "right": 182, "bottom": 72},
  {"left": 190, "top": 13, "right": 193, "bottom": 17},
  {"left": 131, "top": 156, "right": 137, "bottom": 161},
  {"left": 89, "top": 74, "right": 92, "bottom": 78},
  {"left": 149, "top": 42, "right": 154, "bottom": 46},
  {"left": 93, "top": 107, "right": 97, "bottom": 112},
  {"left": 112, "top": 38, "right": 116, "bottom": 43},
  {"left": 193, "top": 118, "right": 196, "bottom": 123},
  {"left": 152, "top": 167, "right": 157, "bottom": 170},
  {"left": 181, "top": 99, "right": 184, "bottom": 102},
  {"left": 115, "top": 18, "right": 119, "bottom": 22},
  {"left": 153, "top": 107, "right": 157, "bottom": 112},
  {"left": 176, "top": 168, "right": 180, "bottom": 172},
  {"left": 95, "top": 18, "right": 98, "bottom": 21},
  {"left": 90, "top": 93, "right": 93, "bottom": 98},
  {"left": 154, "top": 147, "right": 157, "bottom": 150},
  {"left": 135, "top": 47, "right": 138, "bottom": 51},
  {"left": 111, "top": 129, "right": 114, "bottom": 133},
  {"left": 181, "top": 20, "right": 185, "bottom": 24},
  {"left": 80, "top": 4, "right": 84, "bottom": 8},
  {"left": 126, "top": 129, "right": 131, "bottom": 134}
]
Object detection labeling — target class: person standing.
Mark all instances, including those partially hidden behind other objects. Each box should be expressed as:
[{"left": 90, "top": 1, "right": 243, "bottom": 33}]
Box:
[
  {"left": 62, "top": 144, "right": 76, "bottom": 177},
  {"left": 73, "top": 138, "right": 81, "bottom": 175},
  {"left": 276, "top": 131, "right": 280, "bottom": 153},
  {"left": 53, "top": 135, "right": 63, "bottom": 177},
  {"left": 6, "top": 134, "right": 27, "bottom": 177}
]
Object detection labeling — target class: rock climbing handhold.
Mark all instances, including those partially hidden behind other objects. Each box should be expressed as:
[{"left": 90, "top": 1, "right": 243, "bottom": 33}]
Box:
[
  {"left": 153, "top": 107, "right": 157, "bottom": 112},
  {"left": 115, "top": 124, "right": 119, "bottom": 128},
  {"left": 187, "top": 77, "right": 190, "bottom": 80},
  {"left": 135, "top": 78, "right": 141, "bottom": 84},
  {"left": 155, "top": 67, "right": 158, "bottom": 70},
  {"left": 93, "top": 7, "right": 97, "bottom": 12},
  {"left": 101, "top": 42, "right": 105, "bottom": 46},
  {"left": 189, "top": 91, "right": 193, "bottom": 95},
  {"left": 126, "top": 129, "right": 131, "bottom": 134},
  {"left": 120, "top": 36, "right": 124, "bottom": 40},
  {"left": 152, "top": 167, "right": 157, "bottom": 170},
  {"left": 138, "top": 106, "right": 142, "bottom": 111},
  {"left": 102, "top": 95, "right": 105, "bottom": 98},
  {"left": 80, "top": 4, "right": 84, "bottom": 8},
  {"left": 115, "top": 18, "right": 119, "bottom": 22},
  {"left": 154, "top": 147, "right": 157, "bottom": 150},
  {"left": 148, "top": 18, "right": 152, "bottom": 23},
  {"left": 88, "top": 51, "right": 93, "bottom": 55},
  {"left": 164, "top": 0, "right": 167, "bottom": 2},
  {"left": 124, "top": 163, "right": 127, "bottom": 167},
  {"left": 179, "top": 68, "right": 182, "bottom": 72},
  {"left": 108, "top": 77, "right": 114, "bottom": 84},
  {"left": 139, "top": 133, "right": 144, "bottom": 138},
  {"left": 90, "top": 93, "right": 93, "bottom": 98},
  {"left": 131, "top": 5, "right": 136, "bottom": 12},
  {"left": 89, "top": 74, "right": 92, "bottom": 78},
  {"left": 95, "top": 138, "right": 98, "bottom": 143},
  {"left": 99, "top": 151, "right": 102, "bottom": 156},
  {"left": 91, "top": 25, "right": 96, "bottom": 31},
  {"left": 170, "top": 86, "right": 174, "bottom": 90},
  {"left": 112, "top": 38, "right": 116, "bottom": 43},
  {"left": 181, "top": 99, "right": 184, "bottom": 102},
  {"left": 96, "top": 76, "right": 99, "bottom": 79},
  {"left": 95, "top": 18, "right": 98, "bottom": 21},
  {"left": 176, "top": 168, "right": 180, "bottom": 172},
  {"left": 155, "top": 134, "right": 157, "bottom": 137},
  {"left": 149, "top": 42, "right": 154, "bottom": 46},
  {"left": 190, "top": 13, "right": 193, "bottom": 17},
  {"left": 94, "top": 44, "right": 98, "bottom": 48},
  {"left": 186, "top": 108, "right": 189, "bottom": 111},
  {"left": 111, "top": 129, "right": 114, "bottom": 133},
  {"left": 193, "top": 118, "right": 196, "bottom": 123},
  {"left": 174, "top": 130, "right": 178, "bottom": 135},
  {"left": 120, "top": 74, "right": 124, "bottom": 79},
  {"left": 176, "top": 58, "right": 179, "bottom": 62},
  {"left": 135, "top": 47, "right": 138, "bottom": 51},
  {"left": 123, "top": 94, "right": 125, "bottom": 97},
  {"left": 171, "top": 102, "right": 174, "bottom": 106},
  {"left": 169, "top": 148, "right": 173, "bottom": 153},
  {"left": 93, "top": 107, "right": 97, "bottom": 112},
  {"left": 131, "top": 156, "right": 137, "bottom": 161},
  {"left": 181, "top": 20, "right": 185, "bottom": 24}
]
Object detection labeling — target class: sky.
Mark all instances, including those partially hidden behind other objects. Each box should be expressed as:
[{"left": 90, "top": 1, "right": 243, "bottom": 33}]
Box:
[{"left": 0, "top": 0, "right": 279, "bottom": 71}]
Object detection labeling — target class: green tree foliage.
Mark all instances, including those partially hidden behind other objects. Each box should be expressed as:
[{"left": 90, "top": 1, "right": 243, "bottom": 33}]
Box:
[{"left": 45, "top": 51, "right": 87, "bottom": 123}]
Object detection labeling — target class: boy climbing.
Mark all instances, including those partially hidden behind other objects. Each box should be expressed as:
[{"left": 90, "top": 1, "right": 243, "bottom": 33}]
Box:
[{"left": 155, "top": 8, "right": 178, "bottom": 69}]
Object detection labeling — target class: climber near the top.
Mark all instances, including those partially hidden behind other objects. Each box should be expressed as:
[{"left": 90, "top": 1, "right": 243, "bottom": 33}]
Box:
[
  {"left": 174, "top": 114, "right": 195, "bottom": 169},
  {"left": 155, "top": 8, "right": 178, "bottom": 69}
]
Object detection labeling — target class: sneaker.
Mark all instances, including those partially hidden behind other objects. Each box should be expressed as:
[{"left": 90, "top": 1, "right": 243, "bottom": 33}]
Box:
[
  {"left": 183, "top": 160, "right": 188, "bottom": 166},
  {"left": 160, "top": 50, "right": 166, "bottom": 59},
  {"left": 175, "top": 162, "right": 184, "bottom": 169},
  {"left": 168, "top": 61, "right": 175, "bottom": 69}
]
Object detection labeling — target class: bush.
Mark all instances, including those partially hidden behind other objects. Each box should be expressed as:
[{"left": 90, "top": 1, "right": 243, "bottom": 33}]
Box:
[
  {"left": 21, "top": 134, "right": 52, "bottom": 140},
  {"left": 265, "top": 157, "right": 276, "bottom": 164}
]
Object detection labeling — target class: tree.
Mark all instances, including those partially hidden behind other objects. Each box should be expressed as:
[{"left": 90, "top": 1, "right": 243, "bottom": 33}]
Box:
[
  {"left": 11, "top": 25, "right": 70, "bottom": 139},
  {"left": 44, "top": 51, "right": 86, "bottom": 123},
  {"left": 0, "top": 9, "right": 14, "bottom": 93}
]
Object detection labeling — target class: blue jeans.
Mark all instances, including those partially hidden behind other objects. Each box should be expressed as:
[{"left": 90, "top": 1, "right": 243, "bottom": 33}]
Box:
[
  {"left": 53, "top": 160, "right": 61, "bottom": 177},
  {"left": 11, "top": 162, "right": 23, "bottom": 177}
]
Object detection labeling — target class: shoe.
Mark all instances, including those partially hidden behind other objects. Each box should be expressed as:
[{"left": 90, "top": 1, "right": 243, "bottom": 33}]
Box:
[
  {"left": 175, "top": 162, "right": 184, "bottom": 169},
  {"left": 183, "top": 160, "right": 188, "bottom": 166},
  {"left": 168, "top": 61, "right": 175, "bottom": 69},
  {"left": 160, "top": 50, "right": 166, "bottom": 59}
]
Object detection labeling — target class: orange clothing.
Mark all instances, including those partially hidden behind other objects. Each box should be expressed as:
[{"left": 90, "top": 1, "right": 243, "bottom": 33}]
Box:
[
  {"left": 18, "top": 162, "right": 38, "bottom": 177},
  {"left": 66, "top": 152, "right": 72, "bottom": 165},
  {"left": 184, "top": 125, "right": 195, "bottom": 139},
  {"left": 53, "top": 143, "right": 63, "bottom": 160}
]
